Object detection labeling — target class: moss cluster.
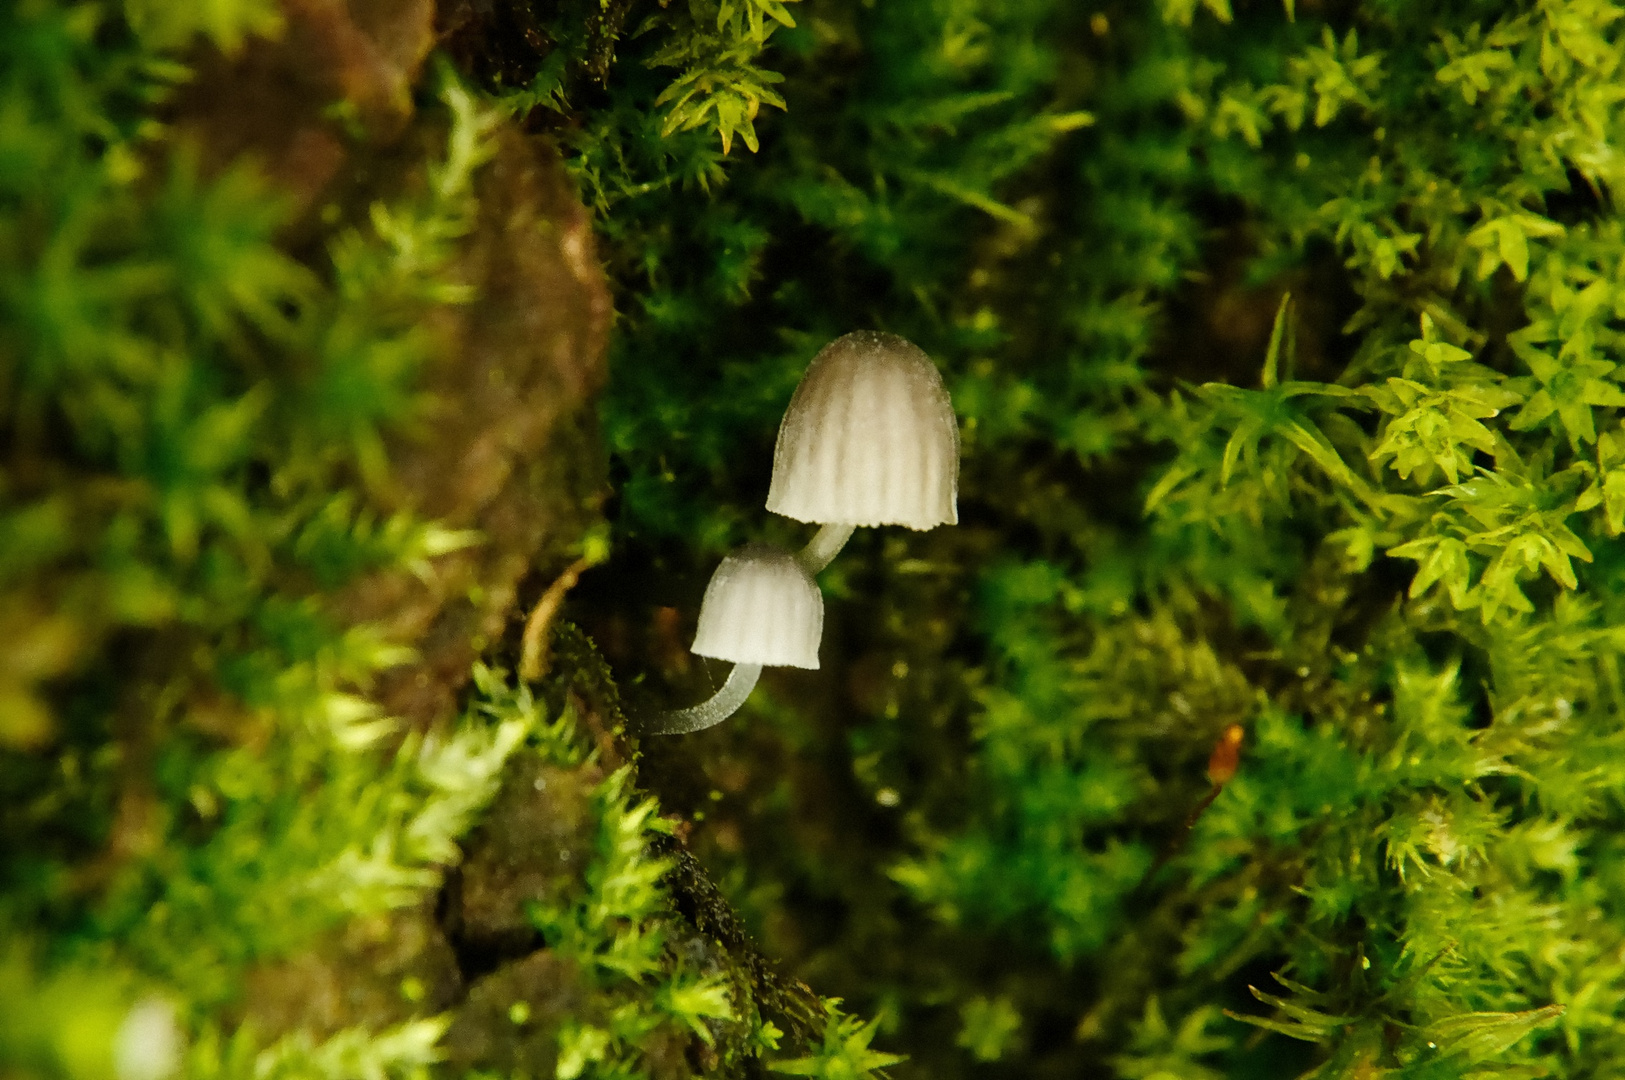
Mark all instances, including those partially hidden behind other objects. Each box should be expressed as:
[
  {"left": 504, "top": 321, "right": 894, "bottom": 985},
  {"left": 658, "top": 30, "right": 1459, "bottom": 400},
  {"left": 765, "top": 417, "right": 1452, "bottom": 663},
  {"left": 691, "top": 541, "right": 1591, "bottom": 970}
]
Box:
[
  {"left": 549, "top": 0, "right": 1625, "bottom": 1077},
  {"left": 0, "top": 2, "right": 882, "bottom": 1078},
  {"left": 12, "top": 0, "right": 1625, "bottom": 1079}
]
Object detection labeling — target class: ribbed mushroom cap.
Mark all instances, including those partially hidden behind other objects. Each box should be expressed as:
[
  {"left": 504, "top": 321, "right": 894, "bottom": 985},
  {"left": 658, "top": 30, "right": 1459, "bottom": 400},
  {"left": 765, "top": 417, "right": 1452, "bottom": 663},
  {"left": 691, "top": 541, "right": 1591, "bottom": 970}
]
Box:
[
  {"left": 690, "top": 544, "right": 823, "bottom": 669},
  {"left": 767, "top": 331, "right": 959, "bottom": 529}
]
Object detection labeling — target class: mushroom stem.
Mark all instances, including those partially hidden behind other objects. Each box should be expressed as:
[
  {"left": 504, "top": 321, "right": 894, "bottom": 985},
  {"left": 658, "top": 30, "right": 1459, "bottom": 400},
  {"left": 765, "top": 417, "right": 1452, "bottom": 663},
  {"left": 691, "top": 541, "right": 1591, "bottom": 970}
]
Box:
[
  {"left": 644, "top": 663, "right": 764, "bottom": 735},
  {"left": 797, "top": 523, "right": 856, "bottom": 574}
]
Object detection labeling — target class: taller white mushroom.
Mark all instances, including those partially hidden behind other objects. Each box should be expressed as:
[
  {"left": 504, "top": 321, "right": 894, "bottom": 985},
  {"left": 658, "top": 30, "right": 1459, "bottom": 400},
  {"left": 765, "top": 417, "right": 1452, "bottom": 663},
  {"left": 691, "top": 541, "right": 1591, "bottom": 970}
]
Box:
[
  {"left": 767, "top": 331, "right": 959, "bottom": 572},
  {"left": 645, "top": 544, "right": 823, "bottom": 734}
]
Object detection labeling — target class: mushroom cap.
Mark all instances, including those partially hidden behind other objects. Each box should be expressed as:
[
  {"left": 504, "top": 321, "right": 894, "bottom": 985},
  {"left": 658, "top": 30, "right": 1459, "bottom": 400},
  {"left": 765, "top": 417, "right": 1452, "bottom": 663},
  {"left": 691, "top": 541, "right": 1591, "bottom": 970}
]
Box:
[
  {"left": 766, "top": 331, "right": 959, "bottom": 529},
  {"left": 691, "top": 544, "right": 823, "bottom": 669}
]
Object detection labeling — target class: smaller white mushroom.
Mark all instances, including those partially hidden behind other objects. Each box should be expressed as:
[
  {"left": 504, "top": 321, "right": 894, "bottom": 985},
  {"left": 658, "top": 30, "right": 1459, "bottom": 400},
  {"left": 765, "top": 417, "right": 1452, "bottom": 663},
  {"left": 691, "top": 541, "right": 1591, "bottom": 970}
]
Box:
[
  {"left": 646, "top": 544, "right": 823, "bottom": 734},
  {"left": 767, "top": 331, "right": 959, "bottom": 572}
]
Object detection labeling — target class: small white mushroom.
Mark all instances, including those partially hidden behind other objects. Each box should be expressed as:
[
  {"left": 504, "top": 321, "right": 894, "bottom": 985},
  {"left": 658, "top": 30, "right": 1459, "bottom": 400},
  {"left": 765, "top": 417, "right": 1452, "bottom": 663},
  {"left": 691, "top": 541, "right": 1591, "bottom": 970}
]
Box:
[
  {"left": 646, "top": 544, "right": 823, "bottom": 734},
  {"left": 767, "top": 331, "right": 959, "bottom": 572}
]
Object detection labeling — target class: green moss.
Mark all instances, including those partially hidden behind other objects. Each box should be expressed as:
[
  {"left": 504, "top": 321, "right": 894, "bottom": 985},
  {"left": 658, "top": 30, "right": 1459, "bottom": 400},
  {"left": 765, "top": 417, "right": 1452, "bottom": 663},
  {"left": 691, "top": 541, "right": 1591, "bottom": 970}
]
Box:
[
  {"left": 0, "top": 2, "right": 887, "bottom": 1077},
  {"left": 532, "top": 0, "right": 1625, "bottom": 1077},
  {"left": 16, "top": 0, "right": 1625, "bottom": 1078}
]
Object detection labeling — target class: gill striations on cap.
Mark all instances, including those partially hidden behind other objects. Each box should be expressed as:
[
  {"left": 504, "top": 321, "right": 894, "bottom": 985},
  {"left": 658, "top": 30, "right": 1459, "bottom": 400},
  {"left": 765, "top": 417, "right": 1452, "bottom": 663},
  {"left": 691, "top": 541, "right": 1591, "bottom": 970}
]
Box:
[
  {"left": 690, "top": 543, "right": 823, "bottom": 669},
  {"left": 767, "top": 331, "right": 959, "bottom": 530}
]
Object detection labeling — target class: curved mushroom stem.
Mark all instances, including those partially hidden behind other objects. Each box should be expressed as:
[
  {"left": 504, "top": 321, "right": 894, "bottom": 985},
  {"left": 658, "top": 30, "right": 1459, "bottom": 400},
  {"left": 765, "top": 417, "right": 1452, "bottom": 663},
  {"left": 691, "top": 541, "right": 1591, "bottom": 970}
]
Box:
[
  {"left": 796, "top": 523, "right": 856, "bottom": 574},
  {"left": 643, "top": 663, "right": 764, "bottom": 735}
]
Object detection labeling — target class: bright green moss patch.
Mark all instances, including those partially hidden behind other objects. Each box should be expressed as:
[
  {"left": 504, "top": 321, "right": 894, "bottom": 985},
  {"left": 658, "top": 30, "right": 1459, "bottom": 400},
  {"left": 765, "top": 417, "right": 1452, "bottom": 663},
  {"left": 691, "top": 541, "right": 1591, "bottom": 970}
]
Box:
[
  {"left": 0, "top": 1, "right": 889, "bottom": 1077},
  {"left": 556, "top": 0, "right": 1625, "bottom": 1077}
]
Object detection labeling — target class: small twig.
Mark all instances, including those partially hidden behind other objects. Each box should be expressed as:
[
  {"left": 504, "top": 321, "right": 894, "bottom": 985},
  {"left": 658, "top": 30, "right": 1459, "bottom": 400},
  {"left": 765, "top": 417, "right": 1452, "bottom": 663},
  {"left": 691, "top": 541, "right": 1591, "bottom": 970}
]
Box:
[{"left": 519, "top": 557, "right": 592, "bottom": 682}]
